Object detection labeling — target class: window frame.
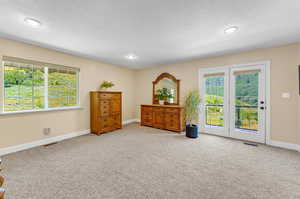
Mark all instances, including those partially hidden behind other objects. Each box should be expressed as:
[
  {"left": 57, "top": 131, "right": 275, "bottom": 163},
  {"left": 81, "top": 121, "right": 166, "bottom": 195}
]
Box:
[{"left": 0, "top": 57, "right": 81, "bottom": 115}]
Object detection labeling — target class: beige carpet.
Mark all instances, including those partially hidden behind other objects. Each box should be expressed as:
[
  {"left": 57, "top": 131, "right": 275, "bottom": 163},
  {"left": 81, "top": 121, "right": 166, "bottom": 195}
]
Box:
[{"left": 1, "top": 123, "right": 300, "bottom": 199}]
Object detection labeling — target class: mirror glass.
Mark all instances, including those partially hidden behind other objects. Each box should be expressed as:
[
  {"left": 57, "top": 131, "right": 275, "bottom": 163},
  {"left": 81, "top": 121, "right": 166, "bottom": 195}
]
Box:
[{"left": 155, "top": 77, "right": 178, "bottom": 104}]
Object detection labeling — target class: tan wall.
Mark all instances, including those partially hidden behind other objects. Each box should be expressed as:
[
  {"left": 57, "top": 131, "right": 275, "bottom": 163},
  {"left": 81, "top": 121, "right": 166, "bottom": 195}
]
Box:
[
  {"left": 135, "top": 43, "right": 300, "bottom": 145},
  {"left": 0, "top": 37, "right": 136, "bottom": 148},
  {"left": 1, "top": 37, "right": 299, "bottom": 149}
]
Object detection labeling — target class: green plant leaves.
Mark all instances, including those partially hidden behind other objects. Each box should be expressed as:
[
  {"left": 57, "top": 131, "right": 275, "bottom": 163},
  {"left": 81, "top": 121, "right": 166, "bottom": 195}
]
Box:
[
  {"left": 100, "top": 81, "right": 114, "bottom": 89},
  {"left": 156, "top": 88, "right": 173, "bottom": 100},
  {"left": 184, "top": 90, "right": 201, "bottom": 126}
]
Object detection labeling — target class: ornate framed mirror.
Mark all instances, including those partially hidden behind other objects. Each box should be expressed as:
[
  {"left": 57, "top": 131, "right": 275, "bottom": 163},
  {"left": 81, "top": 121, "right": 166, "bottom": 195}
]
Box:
[{"left": 152, "top": 73, "right": 180, "bottom": 105}]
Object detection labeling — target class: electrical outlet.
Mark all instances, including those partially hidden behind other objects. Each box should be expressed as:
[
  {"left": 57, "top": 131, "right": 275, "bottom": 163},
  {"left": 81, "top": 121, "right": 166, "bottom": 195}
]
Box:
[
  {"left": 281, "top": 92, "right": 291, "bottom": 99},
  {"left": 43, "top": 128, "right": 51, "bottom": 135}
]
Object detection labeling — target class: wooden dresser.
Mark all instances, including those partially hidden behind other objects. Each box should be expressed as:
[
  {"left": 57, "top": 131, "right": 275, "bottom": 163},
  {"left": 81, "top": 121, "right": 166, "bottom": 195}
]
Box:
[
  {"left": 90, "top": 91, "right": 122, "bottom": 135},
  {"left": 141, "top": 104, "right": 185, "bottom": 132}
]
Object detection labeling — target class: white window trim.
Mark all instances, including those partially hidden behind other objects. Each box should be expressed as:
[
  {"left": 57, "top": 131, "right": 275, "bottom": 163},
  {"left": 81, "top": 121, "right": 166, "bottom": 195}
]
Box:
[
  {"left": 44, "top": 66, "right": 49, "bottom": 108},
  {"left": 0, "top": 106, "right": 83, "bottom": 115},
  {"left": 0, "top": 60, "right": 3, "bottom": 113},
  {"left": 0, "top": 60, "right": 81, "bottom": 115}
]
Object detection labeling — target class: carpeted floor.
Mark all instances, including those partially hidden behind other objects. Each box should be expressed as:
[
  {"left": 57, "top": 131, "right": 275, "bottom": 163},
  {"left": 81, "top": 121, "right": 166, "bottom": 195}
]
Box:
[{"left": 1, "top": 123, "right": 300, "bottom": 199}]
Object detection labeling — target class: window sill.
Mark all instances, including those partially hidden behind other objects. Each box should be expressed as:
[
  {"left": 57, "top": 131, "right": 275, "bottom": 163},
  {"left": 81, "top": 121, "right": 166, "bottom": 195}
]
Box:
[{"left": 0, "top": 106, "right": 83, "bottom": 115}]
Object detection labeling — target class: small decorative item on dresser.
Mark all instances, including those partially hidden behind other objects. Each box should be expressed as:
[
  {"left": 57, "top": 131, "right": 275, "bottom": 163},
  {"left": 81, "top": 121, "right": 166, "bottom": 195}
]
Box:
[
  {"left": 156, "top": 88, "right": 173, "bottom": 105},
  {"left": 99, "top": 80, "right": 114, "bottom": 91},
  {"left": 184, "top": 90, "right": 201, "bottom": 138}
]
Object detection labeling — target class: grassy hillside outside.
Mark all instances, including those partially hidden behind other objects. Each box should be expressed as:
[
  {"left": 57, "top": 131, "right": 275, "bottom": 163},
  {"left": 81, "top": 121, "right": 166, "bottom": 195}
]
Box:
[{"left": 4, "top": 65, "right": 77, "bottom": 112}]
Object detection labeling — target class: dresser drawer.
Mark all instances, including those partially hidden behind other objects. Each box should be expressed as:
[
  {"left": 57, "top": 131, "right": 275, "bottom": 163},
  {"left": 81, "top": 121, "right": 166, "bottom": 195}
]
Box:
[
  {"left": 141, "top": 106, "right": 153, "bottom": 112},
  {"left": 100, "top": 99, "right": 110, "bottom": 106},
  {"left": 165, "top": 108, "right": 180, "bottom": 113},
  {"left": 111, "top": 99, "right": 121, "bottom": 114},
  {"left": 112, "top": 93, "right": 121, "bottom": 100},
  {"left": 165, "top": 112, "right": 180, "bottom": 131},
  {"left": 153, "top": 111, "right": 165, "bottom": 129},
  {"left": 165, "top": 112, "right": 179, "bottom": 121},
  {"left": 111, "top": 114, "right": 121, "bottom": 128},
  {"left": 142, "top": 117, "right": 153, "bottom": 126},
  {"left": 153, "top": 107, "right": 165, "bottom": 112},
  {"left": 100, "top": 100, "right": 110, "bottom": 116},
  {"left": 99, "top": 93, "right": 121, "bottom": 100},
  {"left": 165, "top": 120, "right": 180, "bottom": 131},
  {"left": 141, "top": 106, "right": 153, "bottom": 126},
  {"left": 142, "top": 114, "right": 153, "bottom": 125},
  {"left": 100, "top": 116, "right": 113, "bottom": 131},
  {"left": 142, "top": 111, "right": 153, "bottom": 118}
]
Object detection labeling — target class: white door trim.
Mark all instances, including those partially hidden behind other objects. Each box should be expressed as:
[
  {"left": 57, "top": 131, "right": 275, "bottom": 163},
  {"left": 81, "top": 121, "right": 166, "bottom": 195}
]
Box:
[
  {"left": 198, "top": 60, "right": 271, "bottom": 144},
  {"left": 230, "top": 64, "right": 266, "bottom": 143}
]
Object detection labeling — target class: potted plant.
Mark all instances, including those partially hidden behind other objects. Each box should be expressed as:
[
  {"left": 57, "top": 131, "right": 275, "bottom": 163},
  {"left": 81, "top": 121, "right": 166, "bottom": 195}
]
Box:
[
  {"left": 156, "top": 88, "right": 173, "bottom": 105},
  {"left": 184, "top": 90, "right": 201, "bottom": 138},
  {"left": 100, "top": 81, "right": 114, "bottom": 90}
]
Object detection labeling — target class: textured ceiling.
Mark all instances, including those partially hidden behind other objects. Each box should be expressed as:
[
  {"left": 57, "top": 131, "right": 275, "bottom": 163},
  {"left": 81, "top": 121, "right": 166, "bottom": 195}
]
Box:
[{"left": 1, "top": 0, "right": 300, "bottom": 68}]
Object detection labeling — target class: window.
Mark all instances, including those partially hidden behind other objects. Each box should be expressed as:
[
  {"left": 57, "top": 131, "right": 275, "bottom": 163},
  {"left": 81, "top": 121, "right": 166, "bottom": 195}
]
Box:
[
  {"left": 48, "top": 68, "right": 78, "bottom": 108},
  {"left": 2, "top": 56, "right": 80, "bottom": 113}
]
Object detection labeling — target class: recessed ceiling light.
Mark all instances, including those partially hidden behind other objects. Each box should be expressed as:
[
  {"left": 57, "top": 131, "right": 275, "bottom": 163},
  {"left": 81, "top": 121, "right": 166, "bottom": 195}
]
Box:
[
  {"left": 224, "top": 26, "right": 238, "bottom": 34},
  {"left": 125, "top": 54, "right": 138, "bottom": 60},
  {"left": 24, "top": 17, "right": 42, "bottom": 27}
]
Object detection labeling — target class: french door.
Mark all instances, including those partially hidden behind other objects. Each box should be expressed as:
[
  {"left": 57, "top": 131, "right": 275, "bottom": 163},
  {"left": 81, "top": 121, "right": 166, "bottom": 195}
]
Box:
[{"left": 199, "top": 62, "right": 268, "bottom": 143}]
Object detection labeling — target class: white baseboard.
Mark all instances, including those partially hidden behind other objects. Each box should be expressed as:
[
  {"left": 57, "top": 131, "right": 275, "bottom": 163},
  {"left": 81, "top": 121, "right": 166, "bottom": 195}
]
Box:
[
  {"left": 122, "top": 118, "right": 140, "bottom": 125},
  {"left": 0, "top": 119, "right": 140, "bottom": 156},
  {"left": 2, "top": 121, "right": 297, "bottom": 157},
  {"left": 0, "top": 129, "right": 90, "bottom": 156},
  {"left": 268, "top": 140, "right": 300, "bottom": 152}
]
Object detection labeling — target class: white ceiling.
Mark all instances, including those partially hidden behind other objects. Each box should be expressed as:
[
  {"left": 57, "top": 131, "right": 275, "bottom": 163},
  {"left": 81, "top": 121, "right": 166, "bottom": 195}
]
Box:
[{"left": 1, "top": 0, "right": 300, "bottom": 69}]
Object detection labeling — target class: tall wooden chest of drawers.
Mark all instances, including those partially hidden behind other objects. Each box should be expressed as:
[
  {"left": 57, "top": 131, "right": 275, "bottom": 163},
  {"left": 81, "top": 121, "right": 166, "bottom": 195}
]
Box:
[
  {"left": 90, "top": 91, "right": 122, "bottom": 135},
  {"left": 141, "top": 104, "right": 185, "bottom": 132}
]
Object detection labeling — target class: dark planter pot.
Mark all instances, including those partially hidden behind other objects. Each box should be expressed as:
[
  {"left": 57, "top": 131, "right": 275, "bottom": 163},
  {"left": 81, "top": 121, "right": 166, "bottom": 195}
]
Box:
[{"left": 186, "top": 124, "right": 198, "bottom": 138}]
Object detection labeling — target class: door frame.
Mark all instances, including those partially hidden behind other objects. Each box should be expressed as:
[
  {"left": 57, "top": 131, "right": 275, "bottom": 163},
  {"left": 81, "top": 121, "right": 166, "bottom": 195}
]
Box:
[
  {"left": 230, "top": 63, "right": 266, "bottom": 143},
  {"left": 199, "top": 66, "right": 230, "bottom": 137},
  {"left": 198, "top": 61, "right": 271, "bottom": 144}
]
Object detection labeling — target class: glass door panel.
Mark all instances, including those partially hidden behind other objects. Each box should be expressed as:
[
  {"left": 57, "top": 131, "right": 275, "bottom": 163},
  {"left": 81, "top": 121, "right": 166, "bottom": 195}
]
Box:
[
  {"left": 230, "top": 66, "right": 266, "bottom": 143},
  {"left": 205, "top": 75, "right": 224, "bottom": 127},
  {"left": 235, "top": 71, "right": 259, "bottom": 131},
  {"left": 200, "top": 69, "right": 229, "bottom": 137}
]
